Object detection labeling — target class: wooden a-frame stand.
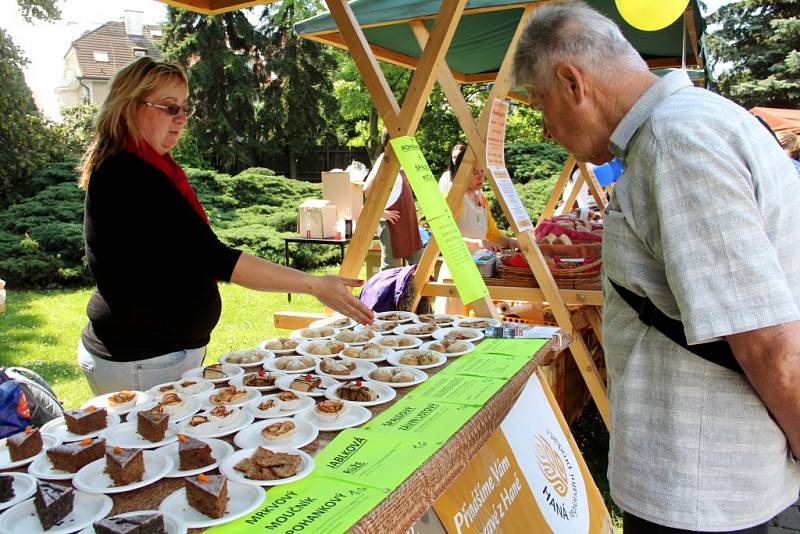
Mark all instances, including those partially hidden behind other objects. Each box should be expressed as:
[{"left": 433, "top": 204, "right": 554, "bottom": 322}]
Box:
[{"left": 308, "top": 0, "right": 610, "bottom": 428}]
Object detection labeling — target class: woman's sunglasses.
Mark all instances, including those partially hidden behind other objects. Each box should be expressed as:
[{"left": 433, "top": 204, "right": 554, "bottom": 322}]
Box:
[{"left": 141, "top": 101, "right": 193, "bottom": 117}]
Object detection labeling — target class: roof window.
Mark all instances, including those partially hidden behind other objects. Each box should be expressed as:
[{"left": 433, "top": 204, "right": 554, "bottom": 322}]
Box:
[
  {"left": 93, "top": 51, "right": 109, "bottom": 62},
  {"left": 133, "top": 48, "right": 147, "bottom": 58}
]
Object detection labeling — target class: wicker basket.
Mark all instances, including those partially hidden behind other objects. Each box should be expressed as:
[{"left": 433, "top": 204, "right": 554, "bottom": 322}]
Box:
[{"left": 497, "top": 255, "right": 602, "bottom": 288}]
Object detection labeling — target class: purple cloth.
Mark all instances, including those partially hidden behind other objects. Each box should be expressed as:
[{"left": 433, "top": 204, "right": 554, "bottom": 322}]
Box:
[{"left": 358, "top": 265, "right": 417, "bottom": 312}]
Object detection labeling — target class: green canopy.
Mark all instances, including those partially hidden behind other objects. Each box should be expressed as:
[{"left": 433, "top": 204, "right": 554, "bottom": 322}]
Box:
[{"left": 296, "top": 0, "right": 706, "bottom": 84}]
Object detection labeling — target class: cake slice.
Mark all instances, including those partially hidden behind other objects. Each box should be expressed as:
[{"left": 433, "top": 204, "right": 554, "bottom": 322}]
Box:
[
  {"left": 185, "top": 473, "right": 227, "bottom": 519},
  {"left": 33, "top": 481, "right": 74, "bottom": 530},
  {"left": 202, "top": 364, "right": 226, "bottom": 380},
  {"left": 46, "top": 437, "right": 106, "bottom": 473},
  {"left": 178, "top": 434, "right": 214, "bottom": 471},
  {"left": 63, "top": 405, "right": 107, "bottom": 435},
  {"left": 137, "top": 408, "right": 169, "bottom": 442},
  {"left": 289, "top": 374, "right": 321, "bottom": 393},
  {"left": 105, "top": 446, "right": 144, "bottom": 486},
  {"left": 7, "top": 426, "right": 43, "bottom": 462},
  {"left": 0, "top": 474, "right": 14, "bottom": 502},
  {"left": 93, "top": 512, "right": 165, "bottom": 534}
]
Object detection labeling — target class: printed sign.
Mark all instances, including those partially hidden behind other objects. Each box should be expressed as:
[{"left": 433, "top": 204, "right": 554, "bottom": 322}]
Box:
[
  {"left": 408, "top": 374, "right": 506, "bottom": 406},
  {"left": 365, "top": 396, "right": 478, "bottom": 441},
  {"left": 471, "top": 337, "right": 548, "bottom": 358},
  {"left": 439, "top": 352, "right": 530, "bottom": 380}
]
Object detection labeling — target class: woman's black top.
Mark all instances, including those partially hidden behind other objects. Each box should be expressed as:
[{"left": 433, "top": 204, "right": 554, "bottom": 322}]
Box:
[{"left": 81, "top": 150, "right": 242, "bottom": 362}]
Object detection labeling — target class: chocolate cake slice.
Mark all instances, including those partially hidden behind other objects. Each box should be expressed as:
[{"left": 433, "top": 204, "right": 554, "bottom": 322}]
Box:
[
  {"left": 7, "top": 426, "right": 43, "bottom": 462},
  {"left": 93, "top": 512, "right": 165, "bottom": 534},
  {"left": 0, "top": 474, "right": 14, "bottom": 502},
  {"left": 33, "top": 481, "right": 74, "bottom": 530},
  {"left": 185, "top": 474, "right": 228, "bottom": 519},
  {"left": 105, "top": 446, "right": 144, "bottom": 486},
  {"left": 47, "top": 437, "right": 106, "bottom": 473},
  {"left": 178, "top": 435, "right": 214, "bottom": 471},
  {"left": 137, "top": 409, "right": 169, "bottom": 442},
  {"left": 63, "top": 406, "right": 107, "bottom": 435}
]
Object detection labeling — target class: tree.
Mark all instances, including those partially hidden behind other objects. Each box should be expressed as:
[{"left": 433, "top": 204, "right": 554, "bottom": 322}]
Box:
[
  {"left": 706, "top": 0, "right": 800, "bottom": 108},
  {"left": 161, "top": 7, "right": 265, "bottom": 174},
  {"left": 259, "top": 0, "right": 340, "bottom": 178}
]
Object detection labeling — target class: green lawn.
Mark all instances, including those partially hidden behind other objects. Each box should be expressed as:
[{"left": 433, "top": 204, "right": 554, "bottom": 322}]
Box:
[{"left": 0, "top": 284, "right": 326, "bottom": 409}]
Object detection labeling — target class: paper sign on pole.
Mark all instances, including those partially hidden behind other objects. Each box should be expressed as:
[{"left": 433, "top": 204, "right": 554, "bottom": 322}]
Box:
[
  {"left": 390, "top": 136, "right": 489, "bottom": 305},
  {"left": 432, "top": 372, "right": 613, "bottom": 534},
  {"left": 485, "top": 99, "right": 533, "bottom": 233}
]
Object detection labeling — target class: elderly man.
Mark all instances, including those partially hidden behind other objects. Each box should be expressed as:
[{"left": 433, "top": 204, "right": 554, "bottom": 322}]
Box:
[{"left": 513, "top": 2, "right": 800, "bottom": 533}]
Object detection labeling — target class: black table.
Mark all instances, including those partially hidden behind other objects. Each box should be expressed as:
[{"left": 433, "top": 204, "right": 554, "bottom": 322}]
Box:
[{"left": 283, "top": 236, "right": 351, "bottom": 301}]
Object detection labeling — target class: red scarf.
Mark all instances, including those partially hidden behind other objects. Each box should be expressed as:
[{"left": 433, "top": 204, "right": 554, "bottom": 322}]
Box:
[{"left": 124, "top": 139, "right": 209, "bottom": 225}]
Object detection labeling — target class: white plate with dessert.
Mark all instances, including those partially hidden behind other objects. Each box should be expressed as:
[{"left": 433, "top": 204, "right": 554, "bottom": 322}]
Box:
[
  {"left": 338, "top": 343, "right": 394, "bottom": 363},
  {"left": 392, "top": 323, "right": 441, "bottom": 338},
  {"left": 289, "top": 326, "right": 337, "bottom": 341},
  {"left": 100, "top": 421, "right": 179, "bottom": 449},
  {"left": 420, "top": 339, "right": 476, "bottom": 358},
  {"left": 316, "top": 358, "right": 377, "bottom": 381},
  {"left": 233, "top": 417, "right": 318, "bottom": 450},
  {"left": 77, "top": 511, "right": 186, "bottom": 534},
  {"left": 372, "top": 334, "right": 423, "bottom": 350},
  {"left": 0, "top": 487, "right": 112, "bottom": 534},
  {"left": 454, "top": 317, "right": 503, "bottom": 330},
  {"left": 126, "top": 394, "right": 201, "bottom": 423},
  {"left": 373, "top": 311, "right": 417, "bottom": 323},
  {"left": 332, "top": 329, "right": 375, "bottom": 346},
  {"left": 274, "top": 374, "right": 338, "bottom": 398},
  {"left": 179, "top": 406, "right": 254, "bottom": 439},
  {"left": 81, "top": 390, "right": 151, "bottom": 415},
  {"left": 387, "top": 349, "right": 447, "bottom": 369},
  {"left": 353, "top": 321, "right": 399, "bottom": 334},
  {"left": 295, "top": 340, "right": 347, "bottom": 359},
  {"left": 294, "top": 400, "right": 372, "bottom": 432},
  {"left": 0, "top": 472, "right": 36, "bottom": 511},
  {"left": 27, "top": 437, "right": 106, "bottom": 481},
  {"left": 264, "top": 355, "right": 320, "bottom": 374},
  {"left": 181, "top": 364, "right": 244, "bottom": 384},
  {"left": 431, "top": 327, "right": 485, "bottom": 342},
  {"left": 159, "top": 477, "right": 265, "bottom": 529},
  {"left": 220, "top": 446, "right": 314, "bottom": 487},
  {"left": 147, "top": 378, "right": 215, "bottom": 398},
  {"left": 218, "top": 348, "right": 273, "bottom": 368},
  {"left": 41, "top": 411, "right": 120, "bottom": 443},
  {"left": 0, "top": 430, "right": 60, "bottom": 470},
  {"left": 156, "top": 436, "right": 234, "bottom": 478},
  {"left": 363, "top": 366, "right": 429, "bottom": 388},
  {"left": 309, "top": 315, "right": 357, "bottom": 330},
  {"left": 73, "top": 450, "right": 173, "bottom": 494},
  {"left": 246, "top": 392, "right": 315, "bottom": 419},
  {"left": 414, "top": 313, "right": 457, "bottom": 327},
  {"left": 325, "top": 380, "right": 397, "bottom": 407},
  {"left": 228, "top": 370, "right": 287, "bottom": 392},
  {"left": 201, "top": 385, "right": 260, "bottom": 409},
  {"left": 257, "top": 337, "right": 300, "bottom": 355}
]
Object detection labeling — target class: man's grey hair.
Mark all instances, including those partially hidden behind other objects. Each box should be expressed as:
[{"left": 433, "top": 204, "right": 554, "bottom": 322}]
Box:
[{"left": 513, "top": 1, "right": 647, "bottom": 92}]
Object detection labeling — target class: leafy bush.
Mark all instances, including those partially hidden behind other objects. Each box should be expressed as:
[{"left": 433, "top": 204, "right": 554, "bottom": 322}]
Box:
[{"left": 504, "top": 141, "right": 568, "bottom": 183}]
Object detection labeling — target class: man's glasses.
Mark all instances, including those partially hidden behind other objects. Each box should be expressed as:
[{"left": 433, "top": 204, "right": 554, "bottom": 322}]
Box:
[{"left": 141, "top": 101, "right": 192, "bottom": 117}]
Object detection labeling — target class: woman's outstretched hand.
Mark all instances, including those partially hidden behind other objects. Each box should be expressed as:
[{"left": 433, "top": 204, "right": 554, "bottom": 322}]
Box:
[{"left": 311, "top": 275, "right": 374, "bottom": 325}]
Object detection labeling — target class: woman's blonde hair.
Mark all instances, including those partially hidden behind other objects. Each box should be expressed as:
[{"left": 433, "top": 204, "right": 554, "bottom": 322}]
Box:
[{"left": 79, "top": 57, "right": 187, "bottom": 188}]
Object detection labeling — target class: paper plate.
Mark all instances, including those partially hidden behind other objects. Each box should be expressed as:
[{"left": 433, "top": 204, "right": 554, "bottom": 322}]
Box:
[
  {"left": 362, "top": 366, "right": 428, "bottom": 388},
  {"left": 100, "top": 421, "right": 179, "bottom": 449},
  {"left": 78, "top": 511, "right": 186, "bottom": 534},
  {"left": 126, "top": 396, "right": 201, "bottom": 423},
  {"left": 159, "top": 481, "right": 264, "bottom": 529},
  {"left": 431, "top": 327, "right": 484, "bottom": 342},
  {"left": 325, "top": 381, "right": 397, "bottom": 407},
  {"left": 228, "top": 370, "right": 287, "bottom": 392},
  {"left": 155, "top": 437, "right": 234, "bottom": 478},
  {"left": 0, "top": 472, "right": 36, "bottom": 511},
  {"left": 233, "top": 418, "right": 318, "bottom": 450},
  {"left": 294, "top": 403, "right": 372, "bottom": 432},
  {"left": 246, "top": 393, "right": 315, "bottom": 419},
  {"left": 338, "top": 345, "right": 393, "bottom": 364},
  {"left": 264, "top": 356, "right": 319, "bottom": 374},
  {"left": 28, "top": 450, "right": 93, "bottom": 481},
  {"left": 202, "top": 386, "right": 260, "bottom": 409},
  {"left": 218, "top": 349, "right": 273, "bottom": 368},
  {"left": 274, "top": 374, "right": 338, "bottom": 398},
  {"left": 420, "top": 339, "right": 476, "bottom": 358},
  {"left": 332, "top": 329, "right": 376, "bottom": 346},
  {"left": 81, "top": 391, "right": 151, "bottom": 415},
  {"left": 309, "top": 316, "right": 357, "bottom": 330},
  {"left": 0, "top": 490, "right": 112, "bottom": 534},
  {"left": 387, "top": 350, "right": 447, "bottom": 370},
  {"left": 372, "top": 335, "right": 423, "bottom": 350},
  {"left": 414, "top": 313, "right": 457, "bottom": 327},
  {"left": 373, "top": 311, "right": 417, "bottom": 323},
  {"left": 316, "top": 359, "right": 376, "bottom": 381},
  {"left": 392, "top": 323, "right": 440, "bottom": 338},
  {"left": 73, "top": 451, "right": 173, "bottom": 494},
  {"left": 41, "top": 412, "right": 120, "bottom": 443},
  {"left": 295, "top": 340, "right": 347, "bottom": 359},
  {"left": 220, "top": 447, "right": 314, "bottom": 487},
  {"left": 454, "top": 317, "right": 502, "bottom": 330},
  {"left": 256, "top": 339, "right": 299, "bottom": 355},
  {"left": 0, "top": 432, "right": 61, "bottom": 471},
  {"left": 178, "top": 407, "right": 255, "bottom": 439},
  {"left": 181, "top": 364, "right": 244, "bottom": 384},
  {"left": 353, "top": 321, "right": 399, "bottom": 334},
  {"left": 289, "top": 327, "right": 337, "bottom": 341}
]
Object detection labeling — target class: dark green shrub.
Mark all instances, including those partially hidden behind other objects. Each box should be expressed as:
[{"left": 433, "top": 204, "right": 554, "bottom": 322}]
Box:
[{"left": 504, "top": 141, "right": 568, "bottom": 183}]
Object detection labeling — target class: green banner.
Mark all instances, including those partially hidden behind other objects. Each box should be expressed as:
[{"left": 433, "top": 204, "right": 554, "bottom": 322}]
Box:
[
  {"left": 365, "top": 396, "right": 478, "bottom": 441},
  {"left": 470, "top": 337, "right": 549, "bottom": 359},
  {"left": 407, "top": 373, "right": 506, "bottom": 406},
  {"left": 314, "top": 428, "right": 439, "bottom": 491},
  {"left": 205, "top": 475, "right": 385, "bottom": 534},
  {"left": 439, "top": 352, "right": 530, "bottom": 380},
  {"left": 389, "top": 136, "right": 489, "bottom": 305}
]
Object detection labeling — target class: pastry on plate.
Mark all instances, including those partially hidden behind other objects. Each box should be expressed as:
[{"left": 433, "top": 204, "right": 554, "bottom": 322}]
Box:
[
  {"left": 399, "top": 350, "right": 440, "bottom": 366},
  {"left": 319, "top": 358, "right": 356, "bottom": 376},
  {"left": 178, "top": 434, "right": 215, "bottom": 471},
  {"left": 337, "top": 381, "right": 377, "bottom": 402},
  {"left": 202, "top": 364, "right": 227, "bottom": 380},
  {"left": 315, "top": 400, "right": 346, "bottom": 421},
  {"left": 34, "top": 481, "right": 74, "bottom": 530},
  {"left": 137, "top": 408, "right": 169, "bottom": 442},
  {"left": 290, "top": 374, "right": 322, "bottom": 393},
  {"left": 63, "top": 405, "right": 107, "bottom": 435},
  {"left": 104, "top": 446, "right": 144, "bottom": 486},
  {"left": 276, "top": 391, "right": 303, "bottom": 410},
  {"left": 46, "top": 437, "right": 106, "bottom": 473},
  {"left": 185, "top": 473, "right": 227, "bottom": 519},
  {"left": 225, "top": 350, "right": 264, "bottom": 364},
  {"left": 94, "top": 512, "right": 165, "bottom": 534},
  {"left": 244, "top": 370, "right": 278, "bottom": 387},
  {"left": 107, "top": 390, "right": 136, "bottom": 409},
  {"left": 7, "top": 426, "right": 42, "bottom": 462},
  {"left": 210, "top": 386, "right": 248, "bottom": 405},
  {"left": 260, "top": 421, "right": 296, "bottom": 441},
  {"left": 233, "top": 446, "right": 302, "bottom": 480}
]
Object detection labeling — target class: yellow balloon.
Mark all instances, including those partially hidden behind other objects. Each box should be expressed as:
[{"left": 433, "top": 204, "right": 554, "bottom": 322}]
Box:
[{"left": 615, "top": 0, "right": 690, "bottom": 32}]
